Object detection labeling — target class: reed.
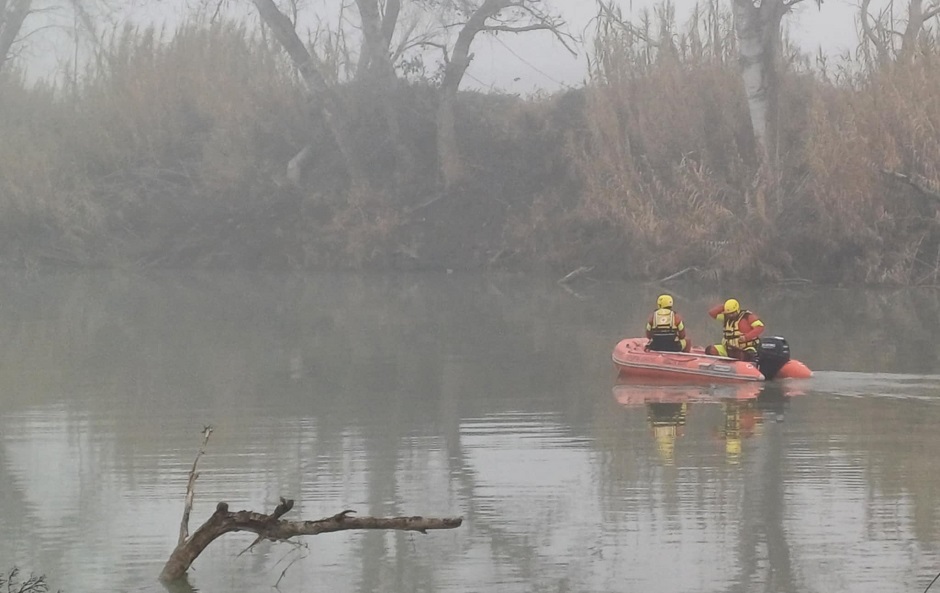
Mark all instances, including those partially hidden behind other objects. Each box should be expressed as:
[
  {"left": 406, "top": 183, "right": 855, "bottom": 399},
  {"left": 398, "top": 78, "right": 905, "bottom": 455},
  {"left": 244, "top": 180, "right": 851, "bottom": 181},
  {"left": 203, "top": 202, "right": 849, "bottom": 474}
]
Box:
[
  {"left": 0, "top": 5, "right": 938, "bottom": 282},
  {"left": 545, "top": 1, "right": 940, "bottom": 284}
]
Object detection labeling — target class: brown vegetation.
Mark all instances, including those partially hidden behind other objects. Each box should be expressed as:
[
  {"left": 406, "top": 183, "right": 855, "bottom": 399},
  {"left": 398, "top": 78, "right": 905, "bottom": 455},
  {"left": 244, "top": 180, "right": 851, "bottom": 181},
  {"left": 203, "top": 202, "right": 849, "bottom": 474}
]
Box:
[{"left": 0, "top": 3, "right": 938, "bottom": 283}]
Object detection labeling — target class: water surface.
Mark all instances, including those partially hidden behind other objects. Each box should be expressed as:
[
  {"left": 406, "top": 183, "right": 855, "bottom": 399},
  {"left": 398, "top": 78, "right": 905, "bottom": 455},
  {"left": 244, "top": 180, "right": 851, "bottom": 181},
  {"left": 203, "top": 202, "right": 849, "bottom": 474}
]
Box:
[{"left": 1, "top": 271, "right": 939, "bottom": 592}]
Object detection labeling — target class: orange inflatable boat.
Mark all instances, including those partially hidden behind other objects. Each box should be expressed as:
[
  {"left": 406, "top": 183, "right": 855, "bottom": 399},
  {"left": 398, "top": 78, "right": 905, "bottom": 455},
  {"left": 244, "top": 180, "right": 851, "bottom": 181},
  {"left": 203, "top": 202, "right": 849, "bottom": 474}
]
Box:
[{"left": 612, "top": 336, "right": 813, "bottom": 383}]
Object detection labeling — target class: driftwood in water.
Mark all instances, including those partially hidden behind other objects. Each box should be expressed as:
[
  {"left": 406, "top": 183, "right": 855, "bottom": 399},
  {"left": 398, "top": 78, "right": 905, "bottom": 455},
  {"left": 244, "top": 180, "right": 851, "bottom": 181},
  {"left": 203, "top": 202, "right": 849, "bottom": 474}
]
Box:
[{"left": 159, "top": 427, "right": 463, "bottom": 583}]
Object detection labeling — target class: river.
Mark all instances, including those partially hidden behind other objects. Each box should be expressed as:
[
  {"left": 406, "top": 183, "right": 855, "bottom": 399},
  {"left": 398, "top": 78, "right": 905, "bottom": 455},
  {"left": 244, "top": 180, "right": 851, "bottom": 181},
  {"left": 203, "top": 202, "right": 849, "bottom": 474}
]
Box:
[{"left": 1, "top": 270, "right": 938, "bottom": 593}]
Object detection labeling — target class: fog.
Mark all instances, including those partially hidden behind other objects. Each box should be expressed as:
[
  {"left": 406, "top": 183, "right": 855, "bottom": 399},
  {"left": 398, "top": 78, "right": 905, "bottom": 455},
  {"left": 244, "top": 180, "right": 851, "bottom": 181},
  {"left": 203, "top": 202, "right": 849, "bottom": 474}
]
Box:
[
  {"left": 3, "top": 0, "right": 938, "bottom": 283},
  {"left": 20, "top": 0, "right": 892, "bottom": 93}
]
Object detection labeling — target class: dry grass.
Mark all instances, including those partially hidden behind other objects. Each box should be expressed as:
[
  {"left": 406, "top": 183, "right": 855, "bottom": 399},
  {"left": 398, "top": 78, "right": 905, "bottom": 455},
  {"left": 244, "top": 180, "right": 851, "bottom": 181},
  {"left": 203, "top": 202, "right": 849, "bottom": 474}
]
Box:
[
  {"left": 0, "top": 5, "right": 938, "bottom": 282},
  {"left": 539, "top": 1, "right": 940, "bottom": 284}
]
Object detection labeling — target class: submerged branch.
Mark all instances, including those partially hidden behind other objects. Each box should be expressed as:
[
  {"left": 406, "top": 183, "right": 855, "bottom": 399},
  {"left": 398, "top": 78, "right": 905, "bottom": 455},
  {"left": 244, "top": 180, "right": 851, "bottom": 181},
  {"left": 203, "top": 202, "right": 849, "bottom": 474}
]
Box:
[
  {"left": 160, "top": 504, "right": 462, "bottom": 582},
  {"left": 160, "top": 431, "right": 463, "bottom": 583},
  {"left": 178, "top": 425, "right": 213, "bottom": 546}
]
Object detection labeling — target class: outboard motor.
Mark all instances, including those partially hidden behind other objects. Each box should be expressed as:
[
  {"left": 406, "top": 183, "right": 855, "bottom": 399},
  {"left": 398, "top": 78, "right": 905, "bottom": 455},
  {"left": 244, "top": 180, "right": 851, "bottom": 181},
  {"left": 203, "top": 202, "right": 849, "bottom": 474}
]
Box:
[{"left": 757, "top": 336, "right": 791, "bottom": 380}]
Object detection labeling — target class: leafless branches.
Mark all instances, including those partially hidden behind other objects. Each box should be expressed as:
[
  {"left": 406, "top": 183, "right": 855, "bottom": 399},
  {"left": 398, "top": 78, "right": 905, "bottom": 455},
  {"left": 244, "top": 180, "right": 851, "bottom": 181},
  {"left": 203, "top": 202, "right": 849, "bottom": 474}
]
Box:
[
  {"left": 859, "top": 0, "right": 940, "bottom": 64},
  {"left": 0, "top": 0, "right": 31, "bottom": 73},
  {"left": 159, "top": 428, "right": 463, "bottom": 583},
  {"left": 0, "top": 568, "right": 54, "bottom": 593}
]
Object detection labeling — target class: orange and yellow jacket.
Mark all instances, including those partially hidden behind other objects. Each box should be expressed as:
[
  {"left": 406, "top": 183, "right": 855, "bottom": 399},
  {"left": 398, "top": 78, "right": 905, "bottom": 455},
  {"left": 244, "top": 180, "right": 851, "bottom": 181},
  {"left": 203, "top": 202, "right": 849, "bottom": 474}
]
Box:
[{"left": 708, "top": 303, "right": 764, "bottom": 350}]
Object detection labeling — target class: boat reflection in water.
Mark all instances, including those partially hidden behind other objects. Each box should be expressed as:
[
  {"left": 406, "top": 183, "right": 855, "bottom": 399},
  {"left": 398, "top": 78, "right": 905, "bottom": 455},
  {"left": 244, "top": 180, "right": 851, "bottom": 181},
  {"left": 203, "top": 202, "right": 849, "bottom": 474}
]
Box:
[{"left": 613, "top": 381, "right": 804, "bottom": 465}]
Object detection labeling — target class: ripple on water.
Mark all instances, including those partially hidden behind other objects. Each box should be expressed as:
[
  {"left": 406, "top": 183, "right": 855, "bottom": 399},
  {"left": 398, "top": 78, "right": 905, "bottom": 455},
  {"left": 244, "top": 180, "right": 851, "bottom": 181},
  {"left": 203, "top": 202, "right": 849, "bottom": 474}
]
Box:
[{"left": 808, "top": 371, "right": 940, "bottom": 400}]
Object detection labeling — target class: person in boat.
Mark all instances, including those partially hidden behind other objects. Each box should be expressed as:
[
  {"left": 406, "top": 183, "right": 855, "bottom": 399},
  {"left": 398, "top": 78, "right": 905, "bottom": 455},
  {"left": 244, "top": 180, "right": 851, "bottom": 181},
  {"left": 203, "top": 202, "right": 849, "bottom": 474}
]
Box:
[
  {"left": 645, "top": 294, "right": 691, "bottom": 353},
  {"left": 705, "top": 298, "right": 764, "bottom": 362}
]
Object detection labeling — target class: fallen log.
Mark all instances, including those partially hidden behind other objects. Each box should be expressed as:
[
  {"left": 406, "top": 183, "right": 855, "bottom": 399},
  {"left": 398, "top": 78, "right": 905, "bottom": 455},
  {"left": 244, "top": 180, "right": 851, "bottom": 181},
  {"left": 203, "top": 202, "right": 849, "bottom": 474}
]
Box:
[{"left": 160, "top": 428, "right": 463, "bottom": 583}]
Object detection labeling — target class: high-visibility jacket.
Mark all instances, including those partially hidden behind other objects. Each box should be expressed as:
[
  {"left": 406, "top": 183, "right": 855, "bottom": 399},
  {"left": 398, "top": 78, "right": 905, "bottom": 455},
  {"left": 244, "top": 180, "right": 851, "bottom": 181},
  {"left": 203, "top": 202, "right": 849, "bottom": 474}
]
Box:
[
  {"left": 708, "top": 304, "right": 764, "bottom": 350},
  {"left": 646, "top": 308, "right": 687, "bottom": 351}
]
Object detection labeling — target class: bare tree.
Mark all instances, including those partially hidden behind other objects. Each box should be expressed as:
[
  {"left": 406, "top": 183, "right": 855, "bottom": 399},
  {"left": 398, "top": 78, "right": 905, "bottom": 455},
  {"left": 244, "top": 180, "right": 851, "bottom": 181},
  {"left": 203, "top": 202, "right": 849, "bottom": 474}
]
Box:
[
  {"left": 859, "top": 0, "right": 894, "bottom": 65},
  {"left": 0, "top": 0, "right": 114, "bottom": 83},
  {"left": 860, "top": 0, "right": 940, "bottom": 65},
  {"left": 899, "top": 0, "right": 940, "bottom": 62},
  {"left": 160, "top": 427, "right": 463, "bottom": 583},
  {"left": 731, "top": 0, "right": 821, "bottom": 179},
  {"left": 0, "top": 0, "right": 33, "bottom": 73},
  {"left": 354, "top": 0, "right": 415, "bottom": 180},
  {"left": 434, "top": 0, "right": 573, "bottom": 190},
  {"left": 248, "top": 0, "right": 572, "bottom": 192},
  {"left": 355, "top": 0, "right": 400, "bottom": 81},
  {"left": 252, "top": 0, "right": 369, "bottom": 187},
  {"left": 252, "top": 0, "right": 436, "bottom": 187}
]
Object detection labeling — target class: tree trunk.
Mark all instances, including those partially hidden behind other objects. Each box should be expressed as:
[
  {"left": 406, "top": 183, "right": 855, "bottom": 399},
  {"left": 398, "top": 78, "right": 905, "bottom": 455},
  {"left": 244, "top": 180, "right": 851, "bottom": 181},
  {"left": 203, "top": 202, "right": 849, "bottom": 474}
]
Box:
[
  {"left": 731, "top": 0, "right": 785, "bottom": 169},
  {"left": 0, "top": 0, "right": 31, "bottom": 74},
  {"left": 860, "top": 0, "right": 891, "bottom": 66},
  {"left": 436, "top": 0, "right": 511, "bottom": 190},
  {"left": 355, "top": 0, "right": 398, "bottom": 81},
  {"left": 354, "top": 0, "right": 412, "bottom": 181},
  {"left": 436, "top": 83, "right": 462, "bottom": 190},
  {"left": 252, "top": 0, "right": 367, "bottom": 187},
  {"left": 899, "top": 0, "right": 940, "bottom": 64}
]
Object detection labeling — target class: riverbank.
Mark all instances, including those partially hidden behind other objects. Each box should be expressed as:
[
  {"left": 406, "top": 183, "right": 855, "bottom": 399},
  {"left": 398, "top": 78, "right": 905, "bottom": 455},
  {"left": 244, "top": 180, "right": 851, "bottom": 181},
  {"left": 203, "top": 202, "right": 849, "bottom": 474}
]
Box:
[{"left": 0, "top": 17, "right": 938, "bottom": 285}]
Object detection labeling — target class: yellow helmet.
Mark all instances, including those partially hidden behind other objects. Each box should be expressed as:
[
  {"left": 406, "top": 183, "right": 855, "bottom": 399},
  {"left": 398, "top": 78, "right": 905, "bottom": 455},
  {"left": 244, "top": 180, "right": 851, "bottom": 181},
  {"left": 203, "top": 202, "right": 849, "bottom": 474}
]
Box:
[
  {"left": 723, "top": 298, "right": 740, "bottom": 315},
  {"left": 656, "top": 294, "right": 674, "bottom": 309}
]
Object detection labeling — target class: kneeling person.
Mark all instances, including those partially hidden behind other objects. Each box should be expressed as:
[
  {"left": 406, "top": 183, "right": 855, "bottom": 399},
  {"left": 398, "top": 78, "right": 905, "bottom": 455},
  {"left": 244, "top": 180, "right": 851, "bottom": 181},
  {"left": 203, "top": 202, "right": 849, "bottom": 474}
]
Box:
[
  {"left": 646, "top": 294, "right": 691, "bottom": 353},
  {"left": 704, "top": 298, "right": 764, "bottom": 362}
]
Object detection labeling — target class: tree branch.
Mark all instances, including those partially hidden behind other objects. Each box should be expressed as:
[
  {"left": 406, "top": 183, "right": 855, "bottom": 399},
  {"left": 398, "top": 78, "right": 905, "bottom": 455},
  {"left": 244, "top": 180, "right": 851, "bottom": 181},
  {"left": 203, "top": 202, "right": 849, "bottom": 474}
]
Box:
[
  {"left": 160, "top": 430, "right": 463, "bottom": 583},
  {"left": 390, "top": 29, "right": 437, "bottom": 62},
  {"left": 252, "top": 0, "right": 368, "bottom": 185},
  {"left": 161, "top": 503, "right": 463, "bottom": 582},
  {"left": 859, "top": 0, "right": 889, "bottom": 59},
  {"left": 435, "top": 0, "right": 571, "bottom": 187},
  {"left": 483, "top": 23, "right": 553, "bottom": 33},
  {"left": 501, "top": 1, "right": 576, "bottom": 54},
  {"left": 0, "top": 0, "right": 31, "bottom": 74},
  {"left": 252, "top": 0, "right": 329, "bottom": 95},
  {"left": 177, "top": 425, "right": 213, "bottom": 546},
  {"left": 381, "top": 0, "right": 400, "bottom": 45}
]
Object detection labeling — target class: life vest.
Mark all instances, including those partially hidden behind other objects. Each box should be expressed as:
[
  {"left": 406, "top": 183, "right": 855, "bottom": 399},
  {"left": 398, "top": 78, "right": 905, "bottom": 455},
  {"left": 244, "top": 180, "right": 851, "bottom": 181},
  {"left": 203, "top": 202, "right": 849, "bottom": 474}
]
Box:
[
  {"left": 649, "top": 308, "right": 680, "bottom": 351},
  {"left": 722, "top": 311, "right": 756, "bottom": 350}
]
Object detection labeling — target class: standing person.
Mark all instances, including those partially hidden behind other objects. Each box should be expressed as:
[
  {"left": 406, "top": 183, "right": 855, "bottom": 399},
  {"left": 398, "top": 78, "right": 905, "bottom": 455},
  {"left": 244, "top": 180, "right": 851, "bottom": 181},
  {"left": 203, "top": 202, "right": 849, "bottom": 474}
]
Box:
[
  {"left": 645, "top": 294, "right": 691, "bottom": 353},
  {"left": 705, "top": 298, "right": 764, "bottom": 362}
]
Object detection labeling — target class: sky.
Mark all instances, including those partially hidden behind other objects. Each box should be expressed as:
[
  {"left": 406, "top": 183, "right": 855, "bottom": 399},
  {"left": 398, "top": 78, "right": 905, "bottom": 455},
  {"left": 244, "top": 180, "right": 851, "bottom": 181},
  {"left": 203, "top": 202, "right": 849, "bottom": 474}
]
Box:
[
  {"left": 462, "top": 0, "right": 869, "bottom": 94},
  {"left": 18, "top": 0, "right": 893, "bottom": 92}
]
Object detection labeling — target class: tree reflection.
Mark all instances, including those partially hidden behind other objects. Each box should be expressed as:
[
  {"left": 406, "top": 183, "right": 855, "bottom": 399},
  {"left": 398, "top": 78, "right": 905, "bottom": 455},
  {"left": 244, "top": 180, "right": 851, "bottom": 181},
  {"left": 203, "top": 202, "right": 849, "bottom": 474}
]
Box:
[
  {"left": 730, "top": 390, "right": 799, "bottom": 593},
  {"left": 3, "top": 271, "right": 940, "bottom": 591}
]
